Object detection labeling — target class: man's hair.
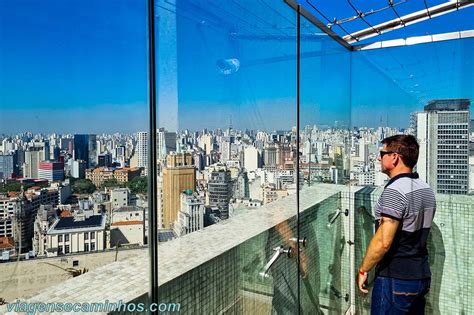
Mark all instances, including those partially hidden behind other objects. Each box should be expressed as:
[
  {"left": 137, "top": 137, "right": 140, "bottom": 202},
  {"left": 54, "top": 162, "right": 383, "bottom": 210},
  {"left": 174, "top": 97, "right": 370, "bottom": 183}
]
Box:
[{"left": 381, "top": 134, "right": 419, "bottom": 168}]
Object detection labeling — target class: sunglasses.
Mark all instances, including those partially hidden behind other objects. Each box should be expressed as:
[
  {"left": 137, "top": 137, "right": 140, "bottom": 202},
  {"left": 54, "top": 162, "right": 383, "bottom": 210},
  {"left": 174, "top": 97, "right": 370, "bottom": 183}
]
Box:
[{"left": 379, "top": 150, "right": 396, "bottom": 158}]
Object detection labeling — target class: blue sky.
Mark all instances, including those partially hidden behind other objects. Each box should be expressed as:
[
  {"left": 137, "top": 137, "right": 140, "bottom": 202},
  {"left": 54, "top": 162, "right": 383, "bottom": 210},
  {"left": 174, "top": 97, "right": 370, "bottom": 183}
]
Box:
[{"left": 0, "top": 0, "right": 473, "bottom": 133}]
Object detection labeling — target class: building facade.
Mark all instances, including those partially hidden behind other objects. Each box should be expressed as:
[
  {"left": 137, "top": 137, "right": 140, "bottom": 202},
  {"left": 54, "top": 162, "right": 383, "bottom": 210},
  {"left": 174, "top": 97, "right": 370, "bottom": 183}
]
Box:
[
  {"left": 416, "top": 99, "right": 470, "bottom": 194},
  {"left": 39, "top": 213, "right": 107, "bottom": 257},
  {"left": 74, "top": 134, "right": 97, "bottom": 168},
  {"left": 0, "top": 154, "right": 15, "bottom": 180},
  {"left": 208, "top": 165, "right": 232, "bottom": 220},
  {"left": 38, "top": 161, "right": 65, "bottom": 182},
  {"left": 162, "top": 153, "right": 196, "bottom": 229},
  {"left": 173, "top": 191, "right": 205, "bottom": 237}
]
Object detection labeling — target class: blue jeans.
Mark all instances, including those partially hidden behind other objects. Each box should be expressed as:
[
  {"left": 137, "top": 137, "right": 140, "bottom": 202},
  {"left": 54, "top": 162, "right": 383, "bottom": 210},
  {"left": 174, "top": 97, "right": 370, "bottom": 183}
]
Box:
[{"left": 371, "top": 276, "right": 430, "bottom": 314}]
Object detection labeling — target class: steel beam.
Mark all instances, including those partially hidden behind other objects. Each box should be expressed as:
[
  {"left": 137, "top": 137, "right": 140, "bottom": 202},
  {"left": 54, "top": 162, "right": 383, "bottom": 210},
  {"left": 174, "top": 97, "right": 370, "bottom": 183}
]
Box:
[{"left": 344, "top": 0, "right": 474, "bottom": 44}]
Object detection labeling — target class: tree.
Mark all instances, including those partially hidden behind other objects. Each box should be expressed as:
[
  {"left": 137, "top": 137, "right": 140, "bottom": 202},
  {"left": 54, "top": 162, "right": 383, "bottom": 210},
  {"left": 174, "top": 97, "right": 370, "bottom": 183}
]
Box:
[
  {"left": 72, "top": 179, "right": 97, "bottom": 194},
  {"left": 102, "top": 178, "right": 123, "bottom": 189},
  {"left": 0, "top": 182, "right": 22, "bottom": 193},
  {"left": 127, "top": 176, "right": 148, "bottom": 195}
]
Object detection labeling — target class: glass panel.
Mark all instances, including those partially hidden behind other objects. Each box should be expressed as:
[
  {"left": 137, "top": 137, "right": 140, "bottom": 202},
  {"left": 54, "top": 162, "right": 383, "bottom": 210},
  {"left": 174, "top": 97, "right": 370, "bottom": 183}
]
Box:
[
  {"left": 155, "top": 0, "right": 298, "bottom": 313},
  {"left": 0, "top": 0, "right": 149, "bottom": 306},
  {"left": 298, "top": 12, "right": 353, "bottom": 314},
  {"left": 351, "top": 38, "right": 473, "bottom": 314}
]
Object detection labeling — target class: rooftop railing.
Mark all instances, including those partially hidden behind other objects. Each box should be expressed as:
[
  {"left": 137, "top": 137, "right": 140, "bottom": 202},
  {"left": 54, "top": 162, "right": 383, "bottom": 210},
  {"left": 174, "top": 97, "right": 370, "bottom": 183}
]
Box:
[{"left": 2, "top": 184, "right": 472, "bottom": 314}]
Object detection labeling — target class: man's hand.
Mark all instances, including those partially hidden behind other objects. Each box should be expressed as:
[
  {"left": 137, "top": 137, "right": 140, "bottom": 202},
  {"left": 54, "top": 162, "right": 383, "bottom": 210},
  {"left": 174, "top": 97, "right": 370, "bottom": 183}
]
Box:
[{"left": 357, "top": 271, "right": 369, "bottom": 294}]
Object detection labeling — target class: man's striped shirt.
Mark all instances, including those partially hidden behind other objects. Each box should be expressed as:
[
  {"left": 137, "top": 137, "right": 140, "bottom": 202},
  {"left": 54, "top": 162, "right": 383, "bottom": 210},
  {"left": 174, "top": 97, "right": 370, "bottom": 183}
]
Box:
[{"left": 374, "top": 172, "right": 436, "bottom": 279}]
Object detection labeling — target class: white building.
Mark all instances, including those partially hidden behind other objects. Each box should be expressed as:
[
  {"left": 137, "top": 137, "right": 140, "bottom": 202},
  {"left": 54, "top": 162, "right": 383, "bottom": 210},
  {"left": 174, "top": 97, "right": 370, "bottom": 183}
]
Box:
[
  {"left": 0, "top": 196, "right": 18, "bottom": 240},
  {"left": 244, "top": 146, "right": 260, "bottom": 172},
  {"left": 32, "top": 205, "right": 57, "bottom": 256},
  {"left": 173, "top": 191, "right": 204, "bottom": 237},
  {"left": 23, "top": 148, "right": 42, "bottom": 179},
  {"left": 110, "top": 188, "right": 130, "bottom": 209},
  {"left": 110, "top": 206, "right": 145, "bottom": 246},
  {"left": 70, "top": 160, "right": 87, "bottom": 179},
  {"left": 42, "top": 212, "right": 107, "bottom": 257},
  {"left": 136, "top": 132, "right": 148, "bottom": 173}
]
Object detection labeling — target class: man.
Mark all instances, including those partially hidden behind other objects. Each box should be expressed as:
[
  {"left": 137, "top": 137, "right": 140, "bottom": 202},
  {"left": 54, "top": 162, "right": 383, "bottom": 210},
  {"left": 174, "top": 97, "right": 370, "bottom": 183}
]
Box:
[{"left": 358, "top": 135, "right": 436, "bottom": 314}]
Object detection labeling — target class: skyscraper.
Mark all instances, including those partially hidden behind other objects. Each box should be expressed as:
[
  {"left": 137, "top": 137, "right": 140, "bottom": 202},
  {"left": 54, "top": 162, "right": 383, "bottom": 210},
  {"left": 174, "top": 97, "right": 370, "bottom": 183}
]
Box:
[
  {"left": 416, "top": 99, "right": 470, "bottom": 194},
  {"left": 208, "top": 164, "right": 233, "bottom": 220},
  {"left": 243, "top": 146, "right": 260, "bottom": 171},
  {"left": 263, "top": 144, "right": 277, "bottom": 167},
  {"left": 73, "top": 134, "right": 97, "bottom": 168},
  {"left": 162, "top": 153, "right": 196, "bottom": 229},
  {"left": 23, "top": 147, "right": 42, "bottom": 178},
  {"left": 136, "top": 132, "right": 148, "bottom": 173},
  {"left": 157, "top": 128, "right": 177, "bottom": 160},
  {"left": 0, "top": 154, "right": 15, "bottom": 180}
]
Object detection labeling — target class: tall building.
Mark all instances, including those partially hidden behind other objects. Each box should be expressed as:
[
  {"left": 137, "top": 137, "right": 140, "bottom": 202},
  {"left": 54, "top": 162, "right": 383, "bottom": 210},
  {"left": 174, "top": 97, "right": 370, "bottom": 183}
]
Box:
[
  {"left": 157, "top": 128, "right": 177, "bottom": 160},
  {"left": 0, "top": 197, "right": 19, "bottom": 240},
  {"left": 416, "top": 99, "right": 470, "bottom": 194},
  {"left": 0, "top": 154, "right": 15, "bottom": 179},
  {"left": 199, "top": 134, "right": 214, "bottom": 155},
  {"left": 30, "top": 140, "right": 50, "bottom": 162},
  {"left": 70, "top": 160, "right": 87, "bottom": 179},
  {"left": 23, "top": 147, "right": 42, "bottom": 178},
  {"left": 38, "top": 161, "right": 65, "bottom": 182},
  {"left": 243, "top": 146, "right": 260, "bottom": 171},
  {"left": 263, "top": 145, "right": 277, "bottom": 167},
  {"left": 219, "top": 137, "right": 232, "bottom": 162},
  {"left": 74, "top": 134, "right": 97, "bottom": 168},
  {"left": 162, "top": 153, "right": 196, "bottom": 229},
  {"left": 136, "top": 132, "right": 148, "bottom": 172},
  {"left": 208, "top": 165, "right": 233, "bottom": 220}
]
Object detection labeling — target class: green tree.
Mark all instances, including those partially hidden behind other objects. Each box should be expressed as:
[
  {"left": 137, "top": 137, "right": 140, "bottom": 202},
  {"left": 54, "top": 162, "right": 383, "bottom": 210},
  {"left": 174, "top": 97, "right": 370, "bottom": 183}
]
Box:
[
  {"left": 102, "top": 178, "right": 123, "bottom": 189},
  {"left": 0, "top": 182, "right": 22, "bottom": 193},
  {"left": 127, "top": 176, "right": 147, "bottom": 195},
  {"left": 72, "top": 179, "right": 97, "bottom": 194}
]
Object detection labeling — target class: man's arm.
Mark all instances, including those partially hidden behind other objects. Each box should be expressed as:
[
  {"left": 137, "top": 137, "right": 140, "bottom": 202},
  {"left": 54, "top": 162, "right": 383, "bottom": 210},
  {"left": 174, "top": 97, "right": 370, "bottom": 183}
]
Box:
[{"left": 357, "top": 216, "right": 400, "bottom": 293}]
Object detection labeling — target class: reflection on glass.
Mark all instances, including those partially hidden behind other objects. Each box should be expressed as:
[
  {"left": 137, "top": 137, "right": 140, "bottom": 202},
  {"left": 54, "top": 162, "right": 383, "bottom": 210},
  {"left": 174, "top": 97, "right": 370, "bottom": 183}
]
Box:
[
  {"left": 155, "top": 0, "right": 300, "bottom": 313},
  {"left": 351, "top": 38, "right": 473, "bottom": 315},
  {"left": 297, "top": 13, "right": 353, "bottom": 314}
]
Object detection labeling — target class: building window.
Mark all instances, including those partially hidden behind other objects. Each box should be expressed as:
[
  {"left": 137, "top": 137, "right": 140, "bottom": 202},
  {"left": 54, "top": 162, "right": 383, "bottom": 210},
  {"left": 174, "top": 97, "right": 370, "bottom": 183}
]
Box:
[
  {"left": 90, "top": 232, "right": 95, "bottom": 240},
  {"left": 58, "top": 235, "right": 63, "bottom": 242},
  {"left": 65, "top": 245, "right": 70, "bottom": 254},
  {"left": 58, "top": 245, "right": 63, "bottom": 254},
  {"left": 91, "top": 242, "right": 95, "bottom": 251},
  {"left": 84, "top": 232, "right": 88, "bottom": 240},
  {"left": 84, "top": 243, "right": 89, "bottom": 252},
  {"left": 65, "top": 234, "right": 69, "bottom": 242}
]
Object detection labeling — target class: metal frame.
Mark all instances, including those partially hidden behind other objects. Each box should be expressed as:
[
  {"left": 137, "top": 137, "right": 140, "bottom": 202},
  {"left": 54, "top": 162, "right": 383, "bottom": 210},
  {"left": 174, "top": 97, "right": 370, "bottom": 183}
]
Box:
[
  {"left": 344, "top": 0, "right": 474, "bottom": 43},
  {"left": 284, "top": 0, "right": 474, "bottom": 51},
  {"left": 147, "top": 0, "right": 159, "bottom": 306},
  {"left": 354, "top": 29, "right": 474, "bottom": 51},
  {"left": 284, "top": 0, "right": 353, "bottom": 51}
]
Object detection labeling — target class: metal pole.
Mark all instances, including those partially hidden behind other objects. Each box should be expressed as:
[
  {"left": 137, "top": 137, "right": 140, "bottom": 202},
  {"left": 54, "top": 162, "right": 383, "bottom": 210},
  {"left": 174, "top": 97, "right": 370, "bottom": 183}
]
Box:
[
  {"left": 147, "top": 0, "right": 159, "bottom": 306},
  {"left": 296, "top": 5, "right": 301, "bottom": 315}
]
